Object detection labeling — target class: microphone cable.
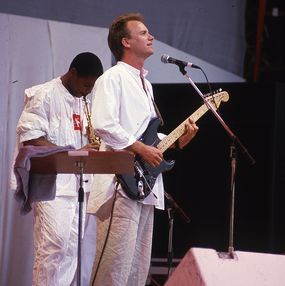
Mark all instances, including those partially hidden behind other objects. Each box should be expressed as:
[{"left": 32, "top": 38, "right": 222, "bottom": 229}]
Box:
[
  {"left": 198, "top": 66, "right": 213, "bottom": 97},
  {"left": 193, "top": 65, "right": 221, "bottom": 112}
]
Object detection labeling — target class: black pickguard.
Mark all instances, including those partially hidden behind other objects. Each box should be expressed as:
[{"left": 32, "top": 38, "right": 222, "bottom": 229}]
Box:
[{"left": 116, "top": 118, "right": 175, "bottom": 200}]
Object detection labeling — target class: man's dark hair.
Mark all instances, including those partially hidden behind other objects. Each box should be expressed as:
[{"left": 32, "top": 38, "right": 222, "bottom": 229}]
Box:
[
  {"left": 69, "top": 52, "right": 103, "bottom": 78},
  {"left": 108, "top": 13, "right": 144, "bottom": 61}
]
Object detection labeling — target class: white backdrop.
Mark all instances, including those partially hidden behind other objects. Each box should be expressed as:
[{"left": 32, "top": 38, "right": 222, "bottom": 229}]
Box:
[
  {"left": 0, "top": 13, "right": 111, "bottom": 286},
  {"left": 0, "top": 0, "right": 247, "bottom": 75},
  {"left": 0, "top": 12, "right": 244, "bottom": 286}
]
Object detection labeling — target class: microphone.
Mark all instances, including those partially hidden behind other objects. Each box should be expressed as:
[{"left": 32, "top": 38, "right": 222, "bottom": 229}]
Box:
[{"left": 161, "top": 54, "right": 200, "bottom": 69}]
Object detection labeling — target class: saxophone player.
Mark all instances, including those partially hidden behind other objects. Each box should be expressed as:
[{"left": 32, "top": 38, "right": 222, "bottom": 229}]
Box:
[{"left": 14, "top": 52, "right": 103, "bottom": 285}]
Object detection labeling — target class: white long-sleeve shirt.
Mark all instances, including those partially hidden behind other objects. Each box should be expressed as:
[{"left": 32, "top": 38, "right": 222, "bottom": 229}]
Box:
[
  {"left": 16, "top": 77, "right": 91, "bottom": 196},
  {"left": 87, "top": 62, "right": 165, "bottom": 213}
]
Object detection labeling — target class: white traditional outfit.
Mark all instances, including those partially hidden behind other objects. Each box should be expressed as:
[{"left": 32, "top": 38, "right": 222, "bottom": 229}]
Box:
[
  {"left": 16, "top": 77, "right": 91, "bottom": 286},
  {"left": 87, "top": 62, "right": 165, "bottom": 286}
]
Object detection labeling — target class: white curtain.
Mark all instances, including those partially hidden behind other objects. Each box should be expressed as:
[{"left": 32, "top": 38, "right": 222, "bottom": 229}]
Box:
[{"left": 0, "top": 13, "right": 111, "bottom": 286}]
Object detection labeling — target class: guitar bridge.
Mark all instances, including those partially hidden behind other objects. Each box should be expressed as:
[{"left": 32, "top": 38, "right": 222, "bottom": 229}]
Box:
[
  {"left": 135, "top": 162, "right": 146, "bottom": 199},
  {"left": 137, "top": 180, "right": 145, "bottom": 199}
]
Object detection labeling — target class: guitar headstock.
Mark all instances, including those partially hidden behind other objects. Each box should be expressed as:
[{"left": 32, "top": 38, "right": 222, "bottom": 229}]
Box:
[{"left": 204, "top": 89, "right": 229, "bottom": 108}]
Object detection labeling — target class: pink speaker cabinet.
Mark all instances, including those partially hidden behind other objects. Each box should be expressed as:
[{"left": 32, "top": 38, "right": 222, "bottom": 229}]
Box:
[{"left": 165, "top": 248, "right": 285, "bottom": 286}]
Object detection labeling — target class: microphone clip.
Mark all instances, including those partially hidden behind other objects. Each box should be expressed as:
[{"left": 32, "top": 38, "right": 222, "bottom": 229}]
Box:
[{"left": 176, "top": 62, "right": 187, "bottom": 75}]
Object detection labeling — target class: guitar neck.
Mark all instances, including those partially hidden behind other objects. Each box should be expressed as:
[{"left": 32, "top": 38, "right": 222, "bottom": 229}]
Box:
[{"left": 157, "top": 102, "right": 213, "bottom": 153}]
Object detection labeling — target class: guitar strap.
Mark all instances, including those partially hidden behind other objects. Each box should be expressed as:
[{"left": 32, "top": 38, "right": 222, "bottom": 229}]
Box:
[
  {"left": 151, "top": 97, "right": 165, "bottom": 127},
  {"left": 140, "top": 73, "right": 164, "bottom": 127}
]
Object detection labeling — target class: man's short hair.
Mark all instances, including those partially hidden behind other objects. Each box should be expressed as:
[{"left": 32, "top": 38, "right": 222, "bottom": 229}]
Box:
[
  {"left": 108, "top": 13, "right": 144, "bottom": 61},
  {"left": 69, "top": 52, "right": 103, "bottom": 78}
]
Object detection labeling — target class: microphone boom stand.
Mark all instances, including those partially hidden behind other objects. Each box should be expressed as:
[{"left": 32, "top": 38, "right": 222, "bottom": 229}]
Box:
[{"left": 178, "top": 65, "right": 255, "bottom": 259}]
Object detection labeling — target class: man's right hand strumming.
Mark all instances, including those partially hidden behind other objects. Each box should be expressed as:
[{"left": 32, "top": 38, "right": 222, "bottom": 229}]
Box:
[{"left": 127, "top": 140, "right": 163, "bottom": 167}]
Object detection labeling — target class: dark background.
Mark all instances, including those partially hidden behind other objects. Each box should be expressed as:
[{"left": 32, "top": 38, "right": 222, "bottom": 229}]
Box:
[
  {"left": 150, "top": 1, "right": 285, "bottom": 262},
  {"left": 151, "top": 81, "right": 285, "bottom": 261},
  {"left": 244, "top": 0, "right": 284, "bottom": 82}
]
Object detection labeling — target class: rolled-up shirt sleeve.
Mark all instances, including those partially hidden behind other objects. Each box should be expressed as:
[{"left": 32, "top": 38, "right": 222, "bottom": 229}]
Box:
[{"left": 17, "top": 90, "right": 50, "bottom": 143}]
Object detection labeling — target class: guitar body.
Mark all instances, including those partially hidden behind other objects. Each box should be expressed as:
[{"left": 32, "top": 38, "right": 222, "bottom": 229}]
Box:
[{"left": 116, "top": 118, "right": 175, "bottom": 200}]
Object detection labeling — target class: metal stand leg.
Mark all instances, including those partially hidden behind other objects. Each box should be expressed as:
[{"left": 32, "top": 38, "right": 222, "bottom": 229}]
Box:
[
  {"left": 77, "top": 164, "right": 85, "bottom": 286},
  {"left": 218, "top": 139, "right": 238, "bottom": 260},
  {"left": 167, "top": 206, "right": 174, "bottom": 279}
]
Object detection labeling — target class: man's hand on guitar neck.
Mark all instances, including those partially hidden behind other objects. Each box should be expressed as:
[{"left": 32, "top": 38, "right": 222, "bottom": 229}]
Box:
[
  {"left": 125, "top": 118, "right": 198, "bottom": 167},
  {"left": 126, "top": 140, "right": 163, "bottom": 167},
  {"left": 177, "top": 118, "right": 199, "bottom": 149}
]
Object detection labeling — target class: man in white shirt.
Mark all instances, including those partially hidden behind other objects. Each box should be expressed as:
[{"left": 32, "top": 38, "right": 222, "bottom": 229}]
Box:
[
  {"left": 15, "top": 52, "right": 103, "bottom": 285},
  {"left": 87, "top": 13, "right": 198, "bottom": 286}
]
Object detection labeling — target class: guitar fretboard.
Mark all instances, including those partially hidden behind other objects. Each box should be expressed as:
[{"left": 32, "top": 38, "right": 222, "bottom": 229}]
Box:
[{"left": 157, "top": 92, "right": 229, "bottom": 153}]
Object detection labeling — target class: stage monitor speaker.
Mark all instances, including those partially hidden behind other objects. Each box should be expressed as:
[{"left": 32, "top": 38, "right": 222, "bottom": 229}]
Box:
[{"left": 165, "top": 248, "right": 285, "bottom": 286}]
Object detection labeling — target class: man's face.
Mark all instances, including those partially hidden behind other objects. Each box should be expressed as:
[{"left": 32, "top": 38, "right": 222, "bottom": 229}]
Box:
[
  {"left": 125, "top": 20, "right": 154, "bottom": 59},
  {"left": 70, "top": 75, "right": 97, "bottom": 98}
]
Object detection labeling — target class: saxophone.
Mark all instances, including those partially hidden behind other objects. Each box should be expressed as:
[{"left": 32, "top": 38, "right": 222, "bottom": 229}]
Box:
[{"left": 83, "top": 96, "right": 101, "bottom": 150}]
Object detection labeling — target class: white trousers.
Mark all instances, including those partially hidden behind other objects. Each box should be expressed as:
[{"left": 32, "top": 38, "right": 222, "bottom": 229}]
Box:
[
  {"left": 33, "top": 195, "right": 85, "bottom": 286},
  {"left": 90, "top": 192, "right": 154, "bottom": 286}
]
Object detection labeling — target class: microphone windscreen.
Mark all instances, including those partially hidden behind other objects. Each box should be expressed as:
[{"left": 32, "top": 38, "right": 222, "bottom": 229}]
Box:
[{"left": 161, "top": 54, "right": 169, "bottom": 64}]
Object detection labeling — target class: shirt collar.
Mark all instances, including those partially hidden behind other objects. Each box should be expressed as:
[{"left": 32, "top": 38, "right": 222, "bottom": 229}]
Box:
[
  {"left": 56, "top": 77, "right": 76, "bottom": 103},
  {"left": 117, "top": 61, "right": 149, "bottom": 78}
]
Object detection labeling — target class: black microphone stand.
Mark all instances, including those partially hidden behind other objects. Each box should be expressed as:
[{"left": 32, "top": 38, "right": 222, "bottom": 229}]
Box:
[
  {"left": 164, "top": 191, "right": 191, "bottom": 278},
  {"left": 76, "top": 162, "right": 86, "bottom": 286},
  {"left": 177, "top": 64, "right": 255, "bottom": 259},
  {"left": 166, "top": 203, "right": 174, "bottom": 279}
]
